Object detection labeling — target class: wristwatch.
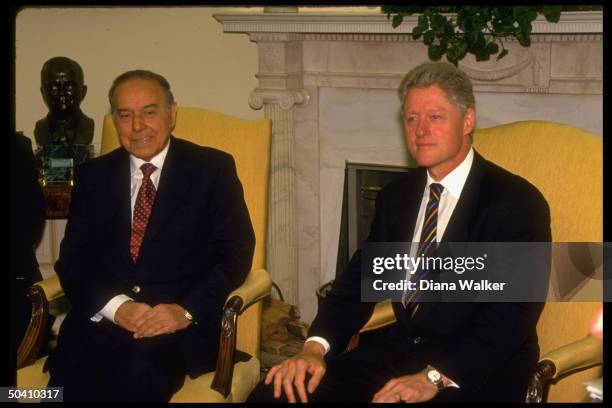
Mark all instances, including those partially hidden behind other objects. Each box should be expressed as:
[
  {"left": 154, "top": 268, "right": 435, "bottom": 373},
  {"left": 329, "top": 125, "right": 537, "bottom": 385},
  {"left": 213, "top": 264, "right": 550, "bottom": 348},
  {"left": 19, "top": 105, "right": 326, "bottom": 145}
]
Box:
[
  {"left": 425, "top": 367, "right": 445, "bottom": 391},
  {"left": 184, "top": 309, "right": 195, "bottom": 325}
]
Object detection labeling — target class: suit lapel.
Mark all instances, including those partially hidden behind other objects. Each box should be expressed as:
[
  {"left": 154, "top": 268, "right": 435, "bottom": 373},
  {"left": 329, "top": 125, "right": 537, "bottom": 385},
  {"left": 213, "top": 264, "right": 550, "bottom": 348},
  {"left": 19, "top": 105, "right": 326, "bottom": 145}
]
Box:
[
  {"left": 392, "top": 167, "right": 426, "bottom": 327},
  {"left": 440, "top": 151, "right": 485, "bottom": 243},
  {"left": 105, "top": 149, "right": 133, "bottom": 270},
  {"left": 139, "top": 137, "right": 193, "bottom": 257},
  {"left": 393, "top": 168, "right": 427, "bottom": 242}
]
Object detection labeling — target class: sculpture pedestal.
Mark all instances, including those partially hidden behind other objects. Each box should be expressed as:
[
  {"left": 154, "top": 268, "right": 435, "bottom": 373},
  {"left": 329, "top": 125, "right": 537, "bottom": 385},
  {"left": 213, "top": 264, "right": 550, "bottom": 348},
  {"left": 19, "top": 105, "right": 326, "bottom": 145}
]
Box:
[{"left": 42, "top": 184, "right": 72, "bottom": 219}]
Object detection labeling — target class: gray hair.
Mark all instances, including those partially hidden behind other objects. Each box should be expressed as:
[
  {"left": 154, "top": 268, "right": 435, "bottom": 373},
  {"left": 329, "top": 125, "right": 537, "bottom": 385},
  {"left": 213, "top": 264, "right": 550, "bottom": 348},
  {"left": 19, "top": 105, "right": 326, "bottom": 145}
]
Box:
[
  {"left": 108, "top": 69, "right": 175, "bottom": 112},
  {"left": 399, "top": 62, "right": 475, "bottom": 116}
]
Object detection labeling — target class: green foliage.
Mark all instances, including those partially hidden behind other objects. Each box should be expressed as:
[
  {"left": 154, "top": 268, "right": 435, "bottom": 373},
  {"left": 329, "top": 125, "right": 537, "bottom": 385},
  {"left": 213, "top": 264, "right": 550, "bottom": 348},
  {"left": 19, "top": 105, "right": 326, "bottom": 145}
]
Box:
[{"left": 382, "top": 5, "right": 601, "bottom": 65}]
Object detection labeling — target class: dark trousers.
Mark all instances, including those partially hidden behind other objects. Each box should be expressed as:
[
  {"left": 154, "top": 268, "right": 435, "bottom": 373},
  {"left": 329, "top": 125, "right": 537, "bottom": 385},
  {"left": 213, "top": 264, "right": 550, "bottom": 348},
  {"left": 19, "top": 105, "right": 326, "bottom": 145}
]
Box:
[
  {"left": 47, "top": 320, "right": 195, "bottom": 402},
  {"left": 247, "top": 324, "right": 532, "bottom": 403},
  {"left": 249, "top": 346, "right": 468, "bottom": 403},
  {"left": 249, "top": 330, "right": 438, "bottom": 403},
  {"left": 249, "top": 357, "right": 398, "bottom": 403}
]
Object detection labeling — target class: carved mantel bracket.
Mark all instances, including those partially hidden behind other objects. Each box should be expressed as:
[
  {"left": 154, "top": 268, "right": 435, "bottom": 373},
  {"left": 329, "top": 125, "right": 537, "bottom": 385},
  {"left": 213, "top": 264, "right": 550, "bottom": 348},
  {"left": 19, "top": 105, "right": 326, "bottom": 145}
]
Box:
[{"left": 249, "top": 88, "right": 310, "bottom": 111}]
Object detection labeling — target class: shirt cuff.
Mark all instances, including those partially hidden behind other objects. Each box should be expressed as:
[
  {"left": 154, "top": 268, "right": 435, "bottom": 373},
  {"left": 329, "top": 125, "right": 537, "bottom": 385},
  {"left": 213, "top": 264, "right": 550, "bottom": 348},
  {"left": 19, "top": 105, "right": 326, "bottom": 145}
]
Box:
[
  {"left": 90, "top": 294, "right": 134, "bottom": 323},
  {"left": 305, "top": 336, "right": 330, "bottom": 355},
  {"left": 430, "top": 365, "right": 460, "bottom": 388},
  {"left": 445, "top": 378, "right": 460, "bottom": 389}
]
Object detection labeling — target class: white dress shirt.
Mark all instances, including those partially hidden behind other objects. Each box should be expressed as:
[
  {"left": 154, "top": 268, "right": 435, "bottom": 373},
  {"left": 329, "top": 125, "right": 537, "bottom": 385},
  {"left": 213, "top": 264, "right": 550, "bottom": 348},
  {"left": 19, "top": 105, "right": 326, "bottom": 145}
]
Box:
[
  {"left": 307, "top": 148, "right": 475, "bottom": 388},
  {"left": 90, "top": 139, "right": 171, "bottom": 323},
  {"left": 401, "top": 147, "right": 474, "bottom": 301}
]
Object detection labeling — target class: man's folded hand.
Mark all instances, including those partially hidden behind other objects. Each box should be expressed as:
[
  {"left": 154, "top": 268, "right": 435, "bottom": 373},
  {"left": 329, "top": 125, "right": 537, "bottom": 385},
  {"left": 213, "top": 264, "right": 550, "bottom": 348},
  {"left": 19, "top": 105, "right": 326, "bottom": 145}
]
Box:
[
  {"left": 114, "top": 301, "right": 152, "bottom": 332},
  {"left": 132, "top": 303, "right": 192, "bottom": 339}
]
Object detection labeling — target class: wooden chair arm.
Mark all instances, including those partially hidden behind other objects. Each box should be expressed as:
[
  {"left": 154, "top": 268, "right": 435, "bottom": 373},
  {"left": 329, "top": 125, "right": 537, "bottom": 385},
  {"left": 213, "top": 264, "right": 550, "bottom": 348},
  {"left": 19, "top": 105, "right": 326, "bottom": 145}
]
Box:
[
  {"left": 225, "top": 268, "right": 272, "bottom": 313},
  {"left": 540, "top": 335, "right": 602, "bottom": 379},
  {"left": 17, "top": 274, "right": 64, "bottom": 369},
  {"left": 34, "top": 274, "right": 64, "bottom": 302},
  {"left": 526, "top": 335, "right": 602, "bottom": 402},
  {"left": 211, "top": 268, "right": 271, "bottom": 397}
]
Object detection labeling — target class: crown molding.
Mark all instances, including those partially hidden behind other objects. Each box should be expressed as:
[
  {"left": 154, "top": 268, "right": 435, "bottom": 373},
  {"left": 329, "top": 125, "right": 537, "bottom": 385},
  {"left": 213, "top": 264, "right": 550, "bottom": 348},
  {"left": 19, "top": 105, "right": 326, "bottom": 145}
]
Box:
[{"left": 215, "top": 11, "right": 601, "bottom": 36}]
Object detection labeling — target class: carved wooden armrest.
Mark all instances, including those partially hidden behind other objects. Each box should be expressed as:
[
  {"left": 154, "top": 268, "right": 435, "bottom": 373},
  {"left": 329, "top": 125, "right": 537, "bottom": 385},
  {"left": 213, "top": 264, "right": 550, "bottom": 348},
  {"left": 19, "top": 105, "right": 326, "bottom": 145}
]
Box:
[
  {"left": 526, "top": 360, "right": 556, "bottom": 403},
  {"left": 17, "top": 274, "right": 64, "bottom": 369},
  {"left": 526, "top": 336, "right": 602, "bottom": 403},
  {"left": 211, "top": 268, "right": 272, "bottom": 397}
]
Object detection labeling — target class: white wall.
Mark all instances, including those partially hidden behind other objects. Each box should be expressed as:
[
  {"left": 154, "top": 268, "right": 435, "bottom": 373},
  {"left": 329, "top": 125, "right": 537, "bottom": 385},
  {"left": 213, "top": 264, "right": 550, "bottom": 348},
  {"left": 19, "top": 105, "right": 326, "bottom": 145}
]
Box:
[{"left": 16, "top": 6, "right": 263, "bottom": 155}]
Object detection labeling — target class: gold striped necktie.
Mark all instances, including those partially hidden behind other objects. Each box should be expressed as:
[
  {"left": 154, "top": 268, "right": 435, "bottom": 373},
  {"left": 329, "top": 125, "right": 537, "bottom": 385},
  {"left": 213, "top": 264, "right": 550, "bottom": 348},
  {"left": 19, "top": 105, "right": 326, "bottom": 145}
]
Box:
[{"left": 405, "top": 183, "right": 444, "bottom": 315}]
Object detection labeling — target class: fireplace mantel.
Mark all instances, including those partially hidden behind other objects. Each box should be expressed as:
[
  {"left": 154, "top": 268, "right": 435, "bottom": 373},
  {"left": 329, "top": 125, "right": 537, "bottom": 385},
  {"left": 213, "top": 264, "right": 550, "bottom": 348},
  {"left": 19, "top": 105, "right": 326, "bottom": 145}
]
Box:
[
  {"left": 215, "top": 11, "right": 602, "bottom": 322},
  {"left": 215, "top": 11, "right": 602, "bottom": 35}
]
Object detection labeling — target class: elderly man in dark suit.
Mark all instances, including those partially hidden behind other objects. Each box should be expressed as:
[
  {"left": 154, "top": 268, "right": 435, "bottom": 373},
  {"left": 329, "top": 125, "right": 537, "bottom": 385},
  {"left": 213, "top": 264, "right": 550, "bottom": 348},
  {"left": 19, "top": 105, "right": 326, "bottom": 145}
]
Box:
[
  {"left": 47, "top": 70, "right": 255, "bottom": 402},
  {"left": 251, "top": 62, "right": 550, "bottom": 403}
]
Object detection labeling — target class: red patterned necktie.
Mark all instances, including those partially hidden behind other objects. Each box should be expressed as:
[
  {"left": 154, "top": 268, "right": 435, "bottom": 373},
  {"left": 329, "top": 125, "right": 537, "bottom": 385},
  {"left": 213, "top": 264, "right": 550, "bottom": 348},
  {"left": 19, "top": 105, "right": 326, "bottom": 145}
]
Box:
[{"left": 130, "top": 163, "right": 157, "bottom": 263}]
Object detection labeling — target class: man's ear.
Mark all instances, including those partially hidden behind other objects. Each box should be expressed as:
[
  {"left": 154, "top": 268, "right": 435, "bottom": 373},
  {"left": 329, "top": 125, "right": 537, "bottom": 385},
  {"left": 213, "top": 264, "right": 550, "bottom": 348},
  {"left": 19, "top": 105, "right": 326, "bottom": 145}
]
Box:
[
  {"left": 463, "top": 107, "right": 475, "bottom": 137},
  {"left": 81, "top": 85, "right": 88, "bottom": 100},
  {"left": 169, "top": 102, "right": 178, "bottom": 131}
]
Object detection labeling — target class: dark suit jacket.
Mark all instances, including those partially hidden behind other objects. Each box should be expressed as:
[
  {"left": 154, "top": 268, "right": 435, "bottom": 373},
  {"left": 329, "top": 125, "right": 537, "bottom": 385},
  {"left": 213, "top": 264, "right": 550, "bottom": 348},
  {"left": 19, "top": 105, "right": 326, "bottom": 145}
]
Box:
[
  {"left": 309, "top": 150, "right": 551, "bottom": 402},
  {"left": 10, "top": 133, "right": 45, "bottom": 286},
  {"left": 10, "top": 132, "right": 46, "bottom": 385},
  {"left": 50, "top": 136, "right": 255, "bottom": 377}
]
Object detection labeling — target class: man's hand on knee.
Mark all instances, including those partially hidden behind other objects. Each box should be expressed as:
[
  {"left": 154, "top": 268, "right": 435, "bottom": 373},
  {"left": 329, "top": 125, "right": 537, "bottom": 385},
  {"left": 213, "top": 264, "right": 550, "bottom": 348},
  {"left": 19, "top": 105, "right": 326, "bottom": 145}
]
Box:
[
  {"left": 115, "top": 301, "right": 152, "bottom": 332},
  {"left": 264, "top": 341, "right": 327, "bottom": 403},
  {"left": 132, "top": 303, "right": 192, "bottom": 339},
  {"left": 372, "top": 372, "right": 438, "bottom": 403}
]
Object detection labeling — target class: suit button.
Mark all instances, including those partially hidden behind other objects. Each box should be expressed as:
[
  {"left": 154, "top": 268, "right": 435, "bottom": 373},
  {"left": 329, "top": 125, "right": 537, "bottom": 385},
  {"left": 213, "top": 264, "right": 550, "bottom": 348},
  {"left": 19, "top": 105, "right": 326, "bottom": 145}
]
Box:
[
  {"left": 132, "top": 285, "right": 141, "bottom": 294},
  {"left": 413, "top": 336, "right": 422, "bottom": 345}
]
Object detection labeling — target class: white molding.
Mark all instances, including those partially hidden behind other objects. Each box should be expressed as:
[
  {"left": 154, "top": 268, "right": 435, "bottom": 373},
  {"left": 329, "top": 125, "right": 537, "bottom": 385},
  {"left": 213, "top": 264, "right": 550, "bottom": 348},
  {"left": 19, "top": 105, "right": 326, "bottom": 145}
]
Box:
[
  {"left": 215, "top": 11, "right": 602, "bottom": 35},
  {"left": 245, "top": 32, "right": 602, "bottom": 43},
  {"left": 531, "top": 12, "right": 602, "bottom": 33}
]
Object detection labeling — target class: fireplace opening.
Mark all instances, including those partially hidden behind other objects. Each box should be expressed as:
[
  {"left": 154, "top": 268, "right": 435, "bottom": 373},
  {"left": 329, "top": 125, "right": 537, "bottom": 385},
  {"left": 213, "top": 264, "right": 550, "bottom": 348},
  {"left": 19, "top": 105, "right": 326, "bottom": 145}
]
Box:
[{"left": 335, "top": 162, "right": 416, "bottom": 278}]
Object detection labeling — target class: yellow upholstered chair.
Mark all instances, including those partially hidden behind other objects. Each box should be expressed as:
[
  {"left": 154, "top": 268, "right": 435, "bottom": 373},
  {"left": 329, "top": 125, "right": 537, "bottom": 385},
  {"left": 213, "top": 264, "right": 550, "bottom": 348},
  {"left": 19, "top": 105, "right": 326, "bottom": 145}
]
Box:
[
  {"left": 17, "top": 107, "right": 273, "bottom": 402},
  {"left": 474, "top": 121, "right": 602, "bottom": 403},
  {"left": 357, "top": 120, "right": 603, "bottom": 402}
]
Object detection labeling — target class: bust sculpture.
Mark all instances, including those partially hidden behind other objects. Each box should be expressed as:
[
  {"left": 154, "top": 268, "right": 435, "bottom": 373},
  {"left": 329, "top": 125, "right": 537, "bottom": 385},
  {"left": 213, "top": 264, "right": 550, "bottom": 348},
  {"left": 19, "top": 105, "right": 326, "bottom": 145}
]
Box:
[{"left": 34, "top": 56, "right": 94, "bottom": 146}]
